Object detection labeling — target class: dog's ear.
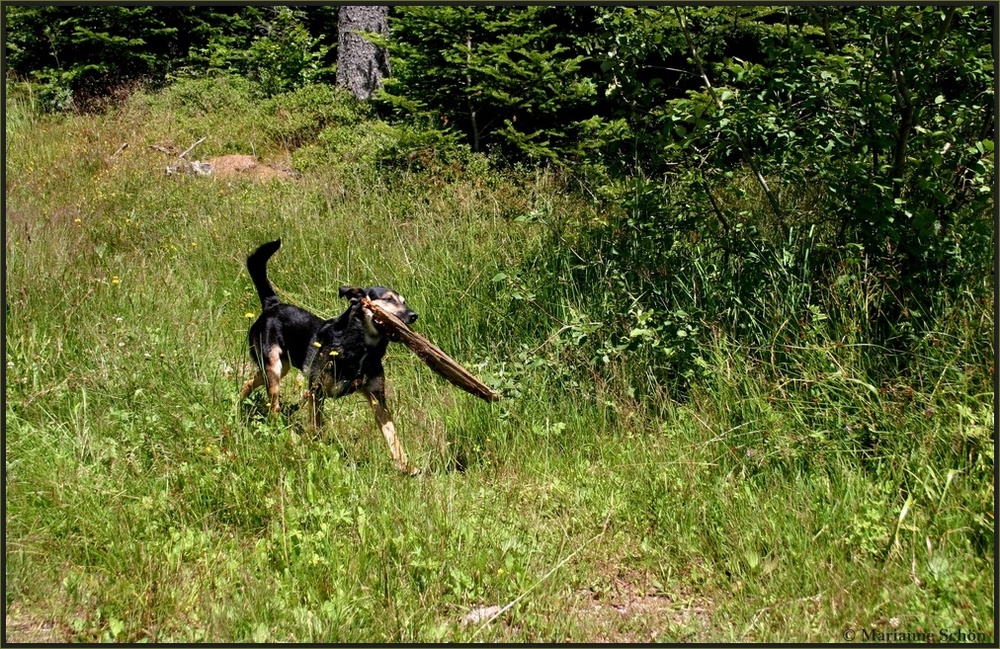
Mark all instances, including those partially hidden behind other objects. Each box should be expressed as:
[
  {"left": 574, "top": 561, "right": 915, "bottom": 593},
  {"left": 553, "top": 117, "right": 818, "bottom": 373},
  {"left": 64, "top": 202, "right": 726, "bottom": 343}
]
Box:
[{"left": 339, "top": 286, "right": 364, "bottom": 302}]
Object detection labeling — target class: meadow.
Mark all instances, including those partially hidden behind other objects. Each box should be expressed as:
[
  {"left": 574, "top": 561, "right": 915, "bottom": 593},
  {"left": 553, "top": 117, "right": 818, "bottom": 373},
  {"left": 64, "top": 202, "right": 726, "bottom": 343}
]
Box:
[{"left": 5, "top": 79, "right": 994, "bottom": 642}]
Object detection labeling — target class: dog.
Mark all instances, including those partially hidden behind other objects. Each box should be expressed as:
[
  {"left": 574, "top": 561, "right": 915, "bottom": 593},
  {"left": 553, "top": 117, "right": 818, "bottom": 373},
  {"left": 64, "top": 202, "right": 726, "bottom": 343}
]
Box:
[{"left": 239, "top": 239, "right": 420, "bottom": 473}]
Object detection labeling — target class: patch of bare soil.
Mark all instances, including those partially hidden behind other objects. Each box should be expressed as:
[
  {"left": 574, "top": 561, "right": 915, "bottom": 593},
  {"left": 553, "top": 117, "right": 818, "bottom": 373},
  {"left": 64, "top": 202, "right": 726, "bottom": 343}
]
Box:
[
  {"left": 205, "top": 154, "right": 296, "bottom": 181},
  {"left": 5, "top": 602, "right": 66, "bottom": 644},
  {"left": 570, "top": 563, "right": 714, "bottom": 643}
]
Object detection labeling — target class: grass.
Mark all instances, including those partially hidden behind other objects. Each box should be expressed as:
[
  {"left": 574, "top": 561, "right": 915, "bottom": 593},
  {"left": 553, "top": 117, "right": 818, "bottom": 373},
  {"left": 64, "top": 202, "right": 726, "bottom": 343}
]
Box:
[{"left": 4, "top": 78, "right": 994, "bottom": 643}]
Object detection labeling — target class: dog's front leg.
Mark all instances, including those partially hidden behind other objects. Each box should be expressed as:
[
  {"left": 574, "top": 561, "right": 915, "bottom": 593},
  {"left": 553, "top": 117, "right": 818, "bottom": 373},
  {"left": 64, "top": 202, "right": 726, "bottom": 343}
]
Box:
[
  {"left": 361, "top": 378, "right": 418, "bottom": 475},
  {"left": 263, "top": 347, "right": 287, "bottom": 416},
  {"left": 306, "top": 384, "right": 325, "bottom": 429}
]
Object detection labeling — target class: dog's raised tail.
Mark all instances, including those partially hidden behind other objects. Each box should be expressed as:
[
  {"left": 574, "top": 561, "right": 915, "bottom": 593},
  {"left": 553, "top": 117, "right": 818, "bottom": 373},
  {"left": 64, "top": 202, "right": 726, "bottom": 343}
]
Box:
[{"left": 247, "top": 239, "right": 282, "bottom": 309}]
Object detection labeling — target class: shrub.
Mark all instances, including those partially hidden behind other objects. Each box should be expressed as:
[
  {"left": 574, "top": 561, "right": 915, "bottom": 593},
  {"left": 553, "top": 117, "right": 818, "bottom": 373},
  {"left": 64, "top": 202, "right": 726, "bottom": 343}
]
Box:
[
  {"left": 261, "top": 84, "right": 369, "bottom": 148},
  {"left": 136, "top": 74, "right": 255, "bottom": 116}
]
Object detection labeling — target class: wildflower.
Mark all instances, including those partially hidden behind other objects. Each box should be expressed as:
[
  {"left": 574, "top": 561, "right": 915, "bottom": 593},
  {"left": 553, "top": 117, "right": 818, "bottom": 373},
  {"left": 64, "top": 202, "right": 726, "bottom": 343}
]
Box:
[
  {"left": 245, "top": 312, "right": 255, "bottom": 319},
  {"left": 111, "top": 276, "right": 120, "bottom": 285},
  {"left": 74, "top": 218, "right": 82, "bottom": 224}
]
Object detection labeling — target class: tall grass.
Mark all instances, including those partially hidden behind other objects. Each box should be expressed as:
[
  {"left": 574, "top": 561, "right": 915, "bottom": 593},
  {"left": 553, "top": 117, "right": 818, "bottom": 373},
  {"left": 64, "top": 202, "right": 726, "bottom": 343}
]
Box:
[{"left": 5, "top": 78, "right": 994, "bottom": 643}]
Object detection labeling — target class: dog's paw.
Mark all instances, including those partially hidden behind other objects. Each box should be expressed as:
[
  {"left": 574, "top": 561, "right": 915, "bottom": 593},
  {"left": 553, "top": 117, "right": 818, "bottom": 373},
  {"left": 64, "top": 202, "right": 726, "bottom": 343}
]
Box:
[{"left": 398, "top": 463, "right": 422, "bottom": 477}]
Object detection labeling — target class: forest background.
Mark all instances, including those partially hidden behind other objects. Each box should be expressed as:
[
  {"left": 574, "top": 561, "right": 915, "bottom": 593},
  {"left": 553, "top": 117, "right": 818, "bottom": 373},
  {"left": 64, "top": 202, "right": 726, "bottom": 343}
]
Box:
[{"left": 5, "top": 4, "right": 995, "bottom": 643}]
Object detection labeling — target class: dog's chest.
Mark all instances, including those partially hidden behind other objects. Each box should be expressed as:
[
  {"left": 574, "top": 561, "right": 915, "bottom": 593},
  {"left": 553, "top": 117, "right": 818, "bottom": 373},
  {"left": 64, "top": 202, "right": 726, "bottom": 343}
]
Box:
[{"left": 310, "top": 331, "right": 385, "bottom": 391}]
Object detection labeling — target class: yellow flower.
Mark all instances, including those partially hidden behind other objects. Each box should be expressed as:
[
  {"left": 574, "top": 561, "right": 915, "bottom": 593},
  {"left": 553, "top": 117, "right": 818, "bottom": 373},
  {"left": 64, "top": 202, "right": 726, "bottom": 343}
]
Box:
[
  {"left": 111, "top": 276, "right": 120, "bottom": 285},
  {"left": 245, "top": 312, "right": 255, "bottom": 319}
]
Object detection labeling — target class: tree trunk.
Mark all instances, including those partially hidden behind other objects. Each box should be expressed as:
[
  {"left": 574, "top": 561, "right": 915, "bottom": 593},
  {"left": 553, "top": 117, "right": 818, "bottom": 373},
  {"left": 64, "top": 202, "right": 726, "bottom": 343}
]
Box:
[{"left": 336, "top": 5, "right": 390, "bottom": 100}]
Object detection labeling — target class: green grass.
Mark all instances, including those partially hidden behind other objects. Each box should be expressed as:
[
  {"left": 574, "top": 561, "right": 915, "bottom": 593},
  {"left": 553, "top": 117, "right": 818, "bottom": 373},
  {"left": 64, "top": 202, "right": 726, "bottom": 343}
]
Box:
[{"left": 5, "top": 79, "right": 994, "bottom": 643}]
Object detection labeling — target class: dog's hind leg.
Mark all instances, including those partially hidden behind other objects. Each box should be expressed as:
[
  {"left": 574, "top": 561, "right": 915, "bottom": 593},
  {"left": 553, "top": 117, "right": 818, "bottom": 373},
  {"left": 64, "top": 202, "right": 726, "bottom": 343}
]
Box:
[
  {"left": 240, "top": 371, "right": 264, "bottom": 400},
  {"left": 361, "top": 380, "right": 418, "bottom": 475}
]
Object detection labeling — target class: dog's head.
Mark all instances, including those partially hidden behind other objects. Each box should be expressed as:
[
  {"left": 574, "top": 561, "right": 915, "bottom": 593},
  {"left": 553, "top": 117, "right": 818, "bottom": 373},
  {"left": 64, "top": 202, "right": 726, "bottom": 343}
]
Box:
[{"left": 340, "top": 285, "right": 418, "bottom": 325}]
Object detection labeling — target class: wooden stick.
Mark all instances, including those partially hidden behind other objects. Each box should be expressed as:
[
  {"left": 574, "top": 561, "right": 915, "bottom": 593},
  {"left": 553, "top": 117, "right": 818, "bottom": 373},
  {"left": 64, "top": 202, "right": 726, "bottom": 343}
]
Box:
[
  {"left": 362, "top": 298, "right": 500, "bottom": 402},
  {"left": 178, "top": 137, "right": 206, "bottom": 160}
]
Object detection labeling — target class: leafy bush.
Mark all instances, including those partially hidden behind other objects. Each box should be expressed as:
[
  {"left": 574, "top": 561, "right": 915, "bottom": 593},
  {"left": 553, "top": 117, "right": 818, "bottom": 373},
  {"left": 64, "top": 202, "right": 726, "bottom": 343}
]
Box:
[
  {"left": 237, "top": 6, "right": 334, "bottom": 97},
  {"left": 292, "top": 118, "right": 468, "bottom": 177},
  {"left": 261, "top": 84, "right": 369, "bottom": 148},
  {"left": 653, "top": 6, "right": 994, "bottom": 328},
  {"left": 136, "top": 74, "right": 255, "bottom": 116},
  {"left": 292, "top": 121, "right": 398, "bottom": 173}
]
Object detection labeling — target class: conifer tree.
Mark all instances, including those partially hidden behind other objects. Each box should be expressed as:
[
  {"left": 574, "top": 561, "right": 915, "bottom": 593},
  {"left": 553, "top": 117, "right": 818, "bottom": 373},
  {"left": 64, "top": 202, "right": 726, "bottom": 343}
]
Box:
[{"left": 336, "top": 5, "right": 390, "bottom": 100}]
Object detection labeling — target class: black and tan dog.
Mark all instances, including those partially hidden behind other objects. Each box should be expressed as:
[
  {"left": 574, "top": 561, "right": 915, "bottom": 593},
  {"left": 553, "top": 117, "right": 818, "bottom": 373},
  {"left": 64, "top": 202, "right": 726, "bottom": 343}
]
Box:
[{"left": 239, "top": 239, "right": 419, "bottom": 473}]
